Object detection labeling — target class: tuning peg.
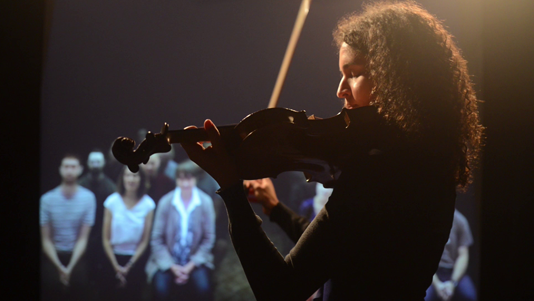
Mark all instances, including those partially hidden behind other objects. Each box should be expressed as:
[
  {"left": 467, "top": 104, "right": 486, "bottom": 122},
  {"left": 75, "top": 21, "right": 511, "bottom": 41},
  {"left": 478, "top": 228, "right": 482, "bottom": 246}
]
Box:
[{"left": 161, "top": 123, "right": 169, "bottom": 135}]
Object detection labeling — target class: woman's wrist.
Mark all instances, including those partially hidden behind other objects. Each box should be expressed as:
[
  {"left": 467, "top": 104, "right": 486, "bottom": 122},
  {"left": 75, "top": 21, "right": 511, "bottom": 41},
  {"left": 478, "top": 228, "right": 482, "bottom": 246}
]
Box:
[
  {"left": 125, "top": 259, "right": 134, "bottom": 268},
  {"left": 185, "top": 261, "right": 196, "bottom": 273},
  {"left": 113, "top": 263, "right": 122, "bottom": 271},
  {"left": 262, "top": 198, "right": 279, "bottom": 216}
]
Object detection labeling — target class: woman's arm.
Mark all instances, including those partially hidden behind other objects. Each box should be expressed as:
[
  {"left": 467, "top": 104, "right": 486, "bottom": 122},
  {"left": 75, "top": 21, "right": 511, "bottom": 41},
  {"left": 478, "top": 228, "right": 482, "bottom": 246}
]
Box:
[
  {"left": 246, "top": 178, "right": 310, "bottom": 243},
  {"left": 218, "top": 183, "right": 332, "bottom": 301},
  {"left": 102, "top": 208, "right": 120, "bottom": 272},
  {"left": 182, "top": 120, "right": 333, "bottom": 300},
  {"left": 269, "top": 202, "right": 311, "bottom": 243}
]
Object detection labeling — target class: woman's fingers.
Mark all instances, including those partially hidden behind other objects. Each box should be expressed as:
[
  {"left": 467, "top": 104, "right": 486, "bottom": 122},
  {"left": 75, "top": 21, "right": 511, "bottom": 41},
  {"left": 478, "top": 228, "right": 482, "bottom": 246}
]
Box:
[
  {"left": 204, "top": 119, "right": 223, "bottom": 151},
  {"left": 245, "top": 179, "right": 263, "bottom": 189},
  {"left": 181, "top": 125, "right": 207, "bottom": 160},
  {"left": 181, "top": 120, "right": 240, "bottom": 189}
]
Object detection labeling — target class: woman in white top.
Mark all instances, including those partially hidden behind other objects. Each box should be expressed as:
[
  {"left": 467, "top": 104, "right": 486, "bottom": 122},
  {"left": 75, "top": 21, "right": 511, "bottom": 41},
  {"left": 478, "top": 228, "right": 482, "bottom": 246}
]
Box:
[{"left": 102, "top": 167, "right": 155, "bottom": 301}]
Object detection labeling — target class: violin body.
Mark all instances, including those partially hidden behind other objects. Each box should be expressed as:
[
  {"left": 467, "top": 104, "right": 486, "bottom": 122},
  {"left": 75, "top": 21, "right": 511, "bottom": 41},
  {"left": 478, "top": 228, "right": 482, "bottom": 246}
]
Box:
[
  {"left": 234, "top": 108, "right": 352, "bottom": 186},
  {"left": 112, "top": 107, "right": 359, "bottom": 186}
]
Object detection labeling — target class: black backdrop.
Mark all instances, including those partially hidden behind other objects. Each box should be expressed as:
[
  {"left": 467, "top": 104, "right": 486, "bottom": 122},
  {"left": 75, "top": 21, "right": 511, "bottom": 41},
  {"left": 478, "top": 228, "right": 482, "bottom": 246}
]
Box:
[{"left": 3, "top": 0, "right": 533, "bottom": 300}]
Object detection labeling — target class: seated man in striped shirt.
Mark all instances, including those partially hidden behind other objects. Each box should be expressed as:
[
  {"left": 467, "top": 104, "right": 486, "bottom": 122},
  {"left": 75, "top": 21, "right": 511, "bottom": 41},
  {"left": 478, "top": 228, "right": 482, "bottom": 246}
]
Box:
[{"left": 40, "top": 154, "right": 96, "bottom": 301}]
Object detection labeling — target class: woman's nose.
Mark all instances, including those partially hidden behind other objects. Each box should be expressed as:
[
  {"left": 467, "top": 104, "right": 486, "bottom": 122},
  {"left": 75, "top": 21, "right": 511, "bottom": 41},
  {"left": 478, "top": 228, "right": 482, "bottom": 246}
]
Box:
[{"left": 337, "top": 78, "right": 350, "bottom": 99}]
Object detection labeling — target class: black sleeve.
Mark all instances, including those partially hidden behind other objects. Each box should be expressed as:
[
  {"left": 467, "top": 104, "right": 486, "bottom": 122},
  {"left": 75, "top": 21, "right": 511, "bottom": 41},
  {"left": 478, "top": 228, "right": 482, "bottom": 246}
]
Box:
[
  {"left": 269, "top": 202, "right": 310, "bottom": 243},
  {"left": 218, "top": 182, "right": 332, "bottom": 301}
]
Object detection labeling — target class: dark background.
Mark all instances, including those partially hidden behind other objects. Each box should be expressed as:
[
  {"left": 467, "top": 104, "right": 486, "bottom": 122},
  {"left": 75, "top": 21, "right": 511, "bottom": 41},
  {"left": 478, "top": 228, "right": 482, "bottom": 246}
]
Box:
[{"left": 3, "top": 0, "right": 533, "bottom": 300}]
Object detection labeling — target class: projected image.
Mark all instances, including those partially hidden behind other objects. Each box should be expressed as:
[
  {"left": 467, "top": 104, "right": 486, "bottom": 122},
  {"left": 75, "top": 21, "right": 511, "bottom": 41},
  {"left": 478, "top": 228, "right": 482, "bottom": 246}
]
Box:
[
  {"left": 40, "top": 148, "right": 479, "bottom": 301},
  {"left": 40, "top": 145, "right": 318, "bottom": 300},
  {"left": 40, "top": 1, "right": 480, "bottom": 300}
]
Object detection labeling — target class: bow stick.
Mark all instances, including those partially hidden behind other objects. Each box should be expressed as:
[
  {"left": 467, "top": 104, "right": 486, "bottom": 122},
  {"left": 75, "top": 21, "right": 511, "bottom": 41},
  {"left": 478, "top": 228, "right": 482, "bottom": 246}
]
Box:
[{"left": 268, "top": 0, "right": 312, "bottom": 108}]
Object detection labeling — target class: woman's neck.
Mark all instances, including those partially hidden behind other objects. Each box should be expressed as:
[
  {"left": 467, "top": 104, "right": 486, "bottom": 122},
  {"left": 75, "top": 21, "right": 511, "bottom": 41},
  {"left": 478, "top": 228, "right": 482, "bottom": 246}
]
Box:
[
  {"left": 123, "top": 190, "right": 139, "bottom": 206},
  {"left": 180, "top": 188, "right": 193, "bottom": 207},
  {"left": 181, "top": 189, "right": 192, "bottom": 200}
]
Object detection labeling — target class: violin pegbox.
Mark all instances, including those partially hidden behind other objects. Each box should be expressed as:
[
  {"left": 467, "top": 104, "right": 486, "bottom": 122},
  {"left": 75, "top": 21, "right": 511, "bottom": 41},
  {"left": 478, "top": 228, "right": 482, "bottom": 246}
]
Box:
[
  {"left": 112, "top": 136, "right": 140, "bottom": 172},
  {"left": 112, "top": 123, "right": 172, "bottom": 173}
]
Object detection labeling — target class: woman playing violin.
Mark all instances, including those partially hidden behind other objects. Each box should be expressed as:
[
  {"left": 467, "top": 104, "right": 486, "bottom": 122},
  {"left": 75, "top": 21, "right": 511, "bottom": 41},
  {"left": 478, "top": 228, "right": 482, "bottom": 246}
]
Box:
[{"left": 182, "top": 2, "right": 483, "bottom": 300}]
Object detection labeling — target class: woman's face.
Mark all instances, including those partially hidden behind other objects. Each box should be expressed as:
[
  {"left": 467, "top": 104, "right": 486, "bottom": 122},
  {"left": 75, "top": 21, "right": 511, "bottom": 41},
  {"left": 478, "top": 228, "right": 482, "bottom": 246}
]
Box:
[
  {"left": 176, "top": 172, "right": 197, "bottom": 191},
  {"left": 123, "top": 169, "right": 141, "bottom": 193},
  {"left": 337, "top": 43, "right": 374, "bottom": 109}
]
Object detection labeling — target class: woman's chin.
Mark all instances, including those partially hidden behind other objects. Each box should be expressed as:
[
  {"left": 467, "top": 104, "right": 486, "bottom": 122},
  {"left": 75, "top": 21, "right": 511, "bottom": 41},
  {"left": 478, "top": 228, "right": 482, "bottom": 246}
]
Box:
[{"left": 344, "top": 103, "right": 355, "bottom": 110}]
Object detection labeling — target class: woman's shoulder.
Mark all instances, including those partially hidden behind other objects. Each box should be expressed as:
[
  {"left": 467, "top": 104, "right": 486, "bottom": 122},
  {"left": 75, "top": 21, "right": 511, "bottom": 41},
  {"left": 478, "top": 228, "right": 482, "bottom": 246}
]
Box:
[
  {"left": 157, "top": 190, "right": 175, "bottom": 206},
  {"left": 195, "top": 187, "right": 213, "bottom": 203},
  {"left": 140, "top": 194, "right": 156, "bottom": 210},
  {"left": 103, "top": 192, "right": 121, "bottom": 208}
]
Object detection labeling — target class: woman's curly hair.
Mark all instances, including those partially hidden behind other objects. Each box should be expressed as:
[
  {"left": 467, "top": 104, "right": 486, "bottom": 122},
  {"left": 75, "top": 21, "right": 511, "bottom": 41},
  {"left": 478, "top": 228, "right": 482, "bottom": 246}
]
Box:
[{"left": 333, "top": 1, "right": 484, "bottom": 187}]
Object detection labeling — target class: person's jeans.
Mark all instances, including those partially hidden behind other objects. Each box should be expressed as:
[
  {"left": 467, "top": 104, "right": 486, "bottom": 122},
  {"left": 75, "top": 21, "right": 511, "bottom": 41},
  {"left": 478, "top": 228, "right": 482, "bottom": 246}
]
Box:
[
  {"left": 425, "top": 267, "right": 477, "bottom": 301},
  {"left": 152, "top": 265, "right": 213, "bottom": 301}
]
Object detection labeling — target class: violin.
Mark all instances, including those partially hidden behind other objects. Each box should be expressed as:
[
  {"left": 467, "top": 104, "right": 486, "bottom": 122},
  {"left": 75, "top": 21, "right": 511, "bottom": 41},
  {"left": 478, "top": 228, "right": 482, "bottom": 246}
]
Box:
[{"left": 112, "top": 107, "right": 365, "bottom": 187}]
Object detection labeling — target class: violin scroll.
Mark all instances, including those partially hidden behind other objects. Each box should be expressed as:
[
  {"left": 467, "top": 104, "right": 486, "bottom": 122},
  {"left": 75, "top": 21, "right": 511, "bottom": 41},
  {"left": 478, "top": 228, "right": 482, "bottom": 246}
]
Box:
[{"left": 112, "top": 123, "right": 172, "bottom": 173}]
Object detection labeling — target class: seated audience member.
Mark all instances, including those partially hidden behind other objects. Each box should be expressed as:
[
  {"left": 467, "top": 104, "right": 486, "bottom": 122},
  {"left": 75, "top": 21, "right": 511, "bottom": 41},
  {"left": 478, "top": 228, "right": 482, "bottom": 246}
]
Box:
[
  {"left": 425, "top": 208, "right": 477, "bottom": 301},
  {"left": 140, "top": 153, "right": 175, "bottom": 205},
  {"left": 301, "top": 183, "right": 334, "bottom": 301},
  {"left": 101, "top": 167, "right": 155, "bottom": 301},
  {"left": 78, "top": 149, "right": 117, "bottom": 290},
  {"left": 146, "top": 159, "right": 216, "bottom": 301},
  {"left": 272, "top": 171, "right": 318, "bottom": 212},
  {"left": 40, "top": 154, "right": 96, "bottom": 301},
  {"left": 299, "top": 183, "right": 334, "bottom": 222}
]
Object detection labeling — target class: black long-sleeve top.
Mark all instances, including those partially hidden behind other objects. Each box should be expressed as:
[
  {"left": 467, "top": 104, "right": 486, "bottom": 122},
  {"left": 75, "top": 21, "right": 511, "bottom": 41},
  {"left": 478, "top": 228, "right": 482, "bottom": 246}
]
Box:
[
  {"left": 269, "top": 201, "right": 310, "bottom": 244},
  {"left": 218, "top": 106, "right": 456, "bottom": 301}
]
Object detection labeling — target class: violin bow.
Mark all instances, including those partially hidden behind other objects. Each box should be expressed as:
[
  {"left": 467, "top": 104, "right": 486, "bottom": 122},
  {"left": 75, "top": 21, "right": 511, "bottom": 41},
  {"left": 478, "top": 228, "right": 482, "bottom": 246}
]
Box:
[{"left": 267, "top": 0, "right": 313, "bottom": 109}]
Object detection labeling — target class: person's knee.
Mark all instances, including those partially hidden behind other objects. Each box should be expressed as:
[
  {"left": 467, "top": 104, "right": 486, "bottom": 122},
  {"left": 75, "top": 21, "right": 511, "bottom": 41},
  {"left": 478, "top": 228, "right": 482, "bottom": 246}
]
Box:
[
  {"left": 191, "top": 267, "right": 212, "bottom": 296},
  {"left": 424, "top": 285, "right": 439, "bottom": 301},
  {"left": 152, "top": 271, "right": 172, "bottom": 297},
  {"left": 455, "top": 276, "right": 477, "bottom": 301}
]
